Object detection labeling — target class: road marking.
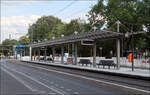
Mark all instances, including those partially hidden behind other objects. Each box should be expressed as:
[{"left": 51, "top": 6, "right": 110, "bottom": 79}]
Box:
[
  {"left": 48, "top": 93, "right": 56, "bottom": 95},
  {"left": 50, "top": 82, "right": 54, "bottom": 84},
  {"left": 55, "top": 84, "right": 59, "bottom": 86},
  {"left": 19, "top": 63, "right": 150, "bottom": 94},
  {"left": 74, "top": 92, "right": 79, "bottom": 94},
  {"left": 2, "top": 66, "right": 66, "bottom": 95},
  {"left": 1, "top": 67, "right": 36, "bottom": 92},
  {"left": 60, "top": 86, "right": 64, "bottom": 89},
  {"left": 66, "top": 89, "right": 71, "bottom": 91}
]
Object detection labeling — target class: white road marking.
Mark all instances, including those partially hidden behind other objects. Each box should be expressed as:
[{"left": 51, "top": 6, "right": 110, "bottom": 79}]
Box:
[
  {"left": 48, "top": 92, "right": 56, "bottom": 95},
  {"left": 1, "top": 67, "right": 36, "bottom": 92},
  {"left": 19, "top": 63, "right": 150, "bottom": 94},
  {"left": 42, "top": 78, "right": 50, "bottom": 82},
  {"left": 2, "top": 66, "right": 66, "bottom": 95},
  {"left": 55, "top": 84, "right": 59, "bottom": 86},
  {"left": 38, "top": 91, "right": 47, "bottom": 94},
  {"left": 74, "top": 92, "right": 79, "bottom": 94},
  {"left": 60, "top": 86, "right": 64, "bottom": 89},
  {"left": 66, "top": 89, "right": 71, "bottom": 91}
]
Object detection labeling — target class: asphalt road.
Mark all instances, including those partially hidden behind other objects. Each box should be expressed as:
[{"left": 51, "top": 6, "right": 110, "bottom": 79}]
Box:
[{"left": 0, "top": 59, "right": 149, "bottom": 95}]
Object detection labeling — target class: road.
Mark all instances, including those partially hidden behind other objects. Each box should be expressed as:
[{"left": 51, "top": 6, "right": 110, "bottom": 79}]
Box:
[{"left": 0, "top": 59, "right": 149, "bottom": 95}]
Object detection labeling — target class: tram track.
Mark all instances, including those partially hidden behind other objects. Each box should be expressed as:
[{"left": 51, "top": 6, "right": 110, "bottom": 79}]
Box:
[{"left": 6, "top": 59, "right": 150, "bottom": 93}]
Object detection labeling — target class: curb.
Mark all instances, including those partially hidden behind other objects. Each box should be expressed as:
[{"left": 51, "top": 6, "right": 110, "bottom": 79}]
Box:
[{"left": 22, "top": 60, "right": 150, "bottom": 81}]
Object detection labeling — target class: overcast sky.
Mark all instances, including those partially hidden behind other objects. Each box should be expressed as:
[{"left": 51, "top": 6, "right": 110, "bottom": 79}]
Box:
[{"left": 1, "top": 0, "right": 97, "bottom": 43}]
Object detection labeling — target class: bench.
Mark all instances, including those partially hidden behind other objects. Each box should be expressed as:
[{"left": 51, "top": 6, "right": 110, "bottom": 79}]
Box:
[
  {"left": 147, "top": 60, "right": 150, "bottom": 63},
  {"left": 46, "top": 57, "right": 53, "bottom": 61},
  {"left": 79, "top": 59, "right": 92, "bottom": 66},
  {"left": 97, "top": 60, "right": 116, "bottom": 69},
  {"left": 38, "top": 57, "right": 44, "bottom": 61}
]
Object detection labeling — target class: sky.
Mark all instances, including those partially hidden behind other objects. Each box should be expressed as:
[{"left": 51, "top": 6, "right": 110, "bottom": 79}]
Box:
[{"left": 1, "top": 0, "right": 98, "bottom": 43}]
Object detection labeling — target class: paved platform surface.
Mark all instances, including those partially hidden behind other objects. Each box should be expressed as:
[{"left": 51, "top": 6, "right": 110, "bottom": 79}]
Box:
[{"left": 24, "top": 60, "right": 150, "bottom": 78}]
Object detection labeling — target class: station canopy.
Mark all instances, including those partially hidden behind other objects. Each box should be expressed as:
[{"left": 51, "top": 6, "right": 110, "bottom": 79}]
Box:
[{"left": 29, "top": 30, "right": 124, "bottom": 48}]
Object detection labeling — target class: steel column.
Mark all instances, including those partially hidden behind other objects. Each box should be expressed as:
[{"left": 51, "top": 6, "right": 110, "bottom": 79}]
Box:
[
  {"left": 116, "top": 39, "right": 120, "bottom": 69},
  {"left": 29, "top": 47, "right": 32, "bottom": 61},
  {"left": 52, "top": 47, "right": 55, "bottom": 62},
  {"left": 44, "top": 47, "right": 47, "bottom": 61},
  {"left": 93, "top": 41, "right": 96, "bottom": 67},
  {"left": 74, "top": 43, "right": 77, "bottom": 65},
  {"left": 33, "top": 48, "right": 36, "bottom": 61},
  {"left": 116, "top": 20, "right": 121, "bottom": 69},
  {"left": 72, "top": 43, "right": 75, "bottom": 58},
  {"left": 61, "top": 45, "right": 64, "bottom": 64},
  {"left": 38, "top": 48, "right": 40, "bottom": 61}
]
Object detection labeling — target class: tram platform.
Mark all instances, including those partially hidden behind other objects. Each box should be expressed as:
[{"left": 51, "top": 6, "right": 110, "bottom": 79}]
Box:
[{"left": 21, "top": 60, "right": 150, "bottom": 80}]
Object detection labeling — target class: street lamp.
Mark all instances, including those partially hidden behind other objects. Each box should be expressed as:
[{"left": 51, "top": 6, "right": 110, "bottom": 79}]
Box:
[
  {"left": 52, "top": 36, "right": 55, "bottom": 40},
  {"left": 74, "top": 31, "right": 78, "bottom": 35},
  {"left": 99, "top": 47, "right": 103, "bottom": 57},
  {"left": 93, "top": 26, "right": 97, "bottom": 31},
  {"left": 38, "top": 40, "right": 41, "bottom": 43},
  {"left": 136, "top": 47, "right": 138, "bottom": 58},
  {"left": 125, "top": 32, "right": 129, "bottom": 38},
  {"left": 61, "top": 34, "right": 64, "bottom": 37}
]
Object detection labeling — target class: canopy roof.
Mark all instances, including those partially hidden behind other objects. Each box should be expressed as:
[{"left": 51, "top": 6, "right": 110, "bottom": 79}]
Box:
[{"left": 30, "top": 30, "right": 125, "bottom": 48}]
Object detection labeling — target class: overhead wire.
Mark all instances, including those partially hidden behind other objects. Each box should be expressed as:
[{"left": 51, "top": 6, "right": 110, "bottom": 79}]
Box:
[
  {"left": 62, "top": 0, "right": 96, "bottom": 21},
  {"left": 53, "top": 0, "right": 78, "bottom": 16}
]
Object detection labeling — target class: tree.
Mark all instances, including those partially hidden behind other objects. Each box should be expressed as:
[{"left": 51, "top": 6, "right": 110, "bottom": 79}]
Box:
[
  {"left": 88, "top": 0, "right": 150, "bottom": 55},
  {"left": 1, "top": 39, "right": 19, "bottom": 56},
  {"left": 2, "top": 39, "right": 18, "bottom": 46},
  {"left": 18, "top": 36, "right": 30, "bottom": 45},
  {"left": 28, "top": 16, "right": 65, "bottom": 42},
  {"left": 64, "top": 19, "right": 86, "bottom": 36}
]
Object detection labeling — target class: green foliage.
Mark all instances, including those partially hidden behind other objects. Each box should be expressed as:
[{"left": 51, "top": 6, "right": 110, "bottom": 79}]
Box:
[
  {"left": 2, "top": 39, "right": 18, "bottom": 46},
  {"left": 64, "top": 19, "right": 85, "bottom": 36},
  {"left": 24, "top": 1, "right": 150, "bottom": 56},
  {"left": 0, "top": 39, "right": 19, "bottom": 55},
  {"left": 27, "top": 16, "right": 88, "bottom": 43},
  {"left": 18, "top": 36, "right": 30, "bottom": 45},
  {"left": 28, "top": 16, "right": 65, "bottom": 42},
  {"left": 88, "top": 0, "right": 150, "bottom": 52}
]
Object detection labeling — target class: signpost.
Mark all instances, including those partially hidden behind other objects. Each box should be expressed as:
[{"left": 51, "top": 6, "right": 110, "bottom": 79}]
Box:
[{"left": 14, "top": 45, "right": 26, "bottom": 59}]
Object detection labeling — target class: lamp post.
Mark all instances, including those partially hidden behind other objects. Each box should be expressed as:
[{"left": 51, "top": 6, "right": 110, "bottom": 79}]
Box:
[
  {"left": 61, "top": 34, "right": 64, "bottom": 64},
  {"left": 0, "top": 28, "right": 1, "bottom": 44},
  {"left": 99, "top": 47, "right": 102, "bottom": 57},
  {"left": 74, "top": 31, "right": 78, "bottom": 65},
  {"left": 52, "top": 36, "right": 55, "bottom": 40},
  {"left": 74, "top": 31, "right": 78, "bottom": 35},
  {"left": 136, "top": 47, "right": 138, "bottom": 58},
  {"left": 61, "top": 34, "right": 64, "bottom": 37}
]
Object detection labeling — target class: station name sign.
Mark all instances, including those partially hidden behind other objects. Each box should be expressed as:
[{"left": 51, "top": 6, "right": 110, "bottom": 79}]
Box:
[{"left": 15, "top": 45, "right": 25, "bottom": 48}]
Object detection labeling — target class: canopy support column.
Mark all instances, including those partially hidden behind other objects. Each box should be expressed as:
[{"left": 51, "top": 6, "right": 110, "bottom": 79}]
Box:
[
  {"left": 61, "top": 45, "right": 64, "bottom": 64},
  {"left": 38, "top": 48, "right": 40, "bottom": 61},
  {"left": 93, "top": 41, "right": 96, "bottom": 67},
  {"left": 72, "top": 43, "right": 74, "bottom": 58},
  {"left": 116, "top": 20, "right": 121, "bottom": 69},
  {"left": 33, "top": 48, "right": 36, "bottom": 61},
  {"left": 116, "top": 39, "right": 120, "bottom": 69},
  {"left": 29, "top": 47, "right": 32, "bottom": 61},
  {"left": 52, "top": 47, "right": 55, "bottom": 63},
  {"left": 44, "top": 47, "right": 47, "bottom": 61},
  {"left": 74, "top": 43, "right": 77, "bottom": 65}
]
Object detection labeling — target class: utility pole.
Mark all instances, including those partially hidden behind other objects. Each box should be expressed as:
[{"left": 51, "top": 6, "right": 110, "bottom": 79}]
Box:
[
  {"left": 0, "top": 31, "right": 1, "bottom": 44},
  {"left": 116, "top": 20, "right": 121, "bottom": 69},
  {"left": 9, "top": 34, "right": 11, "bottom": 40},
  {"left": 131, "top": 25, "right": 134, "bottom": 71}
]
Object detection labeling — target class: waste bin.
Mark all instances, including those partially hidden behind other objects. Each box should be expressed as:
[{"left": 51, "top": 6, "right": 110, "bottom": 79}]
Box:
[{"left": 67, "top": 57, "right": 73, "bottom": 64}]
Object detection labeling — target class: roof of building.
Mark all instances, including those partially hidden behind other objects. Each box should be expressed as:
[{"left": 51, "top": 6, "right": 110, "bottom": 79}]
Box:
[{"left": 29, "top": 30, "right": 125, "bottom": 48}]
